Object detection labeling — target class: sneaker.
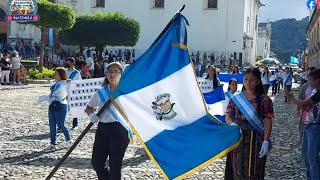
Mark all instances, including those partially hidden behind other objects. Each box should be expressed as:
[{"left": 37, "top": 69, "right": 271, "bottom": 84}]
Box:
[
  {"left": 57, "top": 129, "right": 62, "bottom": 133},
  {"left": 64, "top": 140, "right": 73, "bottom": 148},
  {"left": 17, "top": 82, "right": 23, "bottom": 85},
  {"left": 6, "top": 83, "right": 10, "bottom": 85},
  {"left": 12, "top": 82, "right": 17, "bottom": 85},
  {"left": 44, "top": 144, "right": 57, "bottom": 151}
]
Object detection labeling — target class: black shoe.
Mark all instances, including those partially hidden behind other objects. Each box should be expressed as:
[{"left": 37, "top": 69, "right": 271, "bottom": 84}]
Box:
[{"left": 285, "top": 99, "right": 287, "bottom": 102}]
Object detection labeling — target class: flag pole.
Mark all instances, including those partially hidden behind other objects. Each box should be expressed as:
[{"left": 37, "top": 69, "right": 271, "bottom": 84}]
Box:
[
  {"left": 45, "top": 100, "right": 112, "bottom": 180},
  {"left": 150, "top": 5, "right": 185, "bottom": 48}
]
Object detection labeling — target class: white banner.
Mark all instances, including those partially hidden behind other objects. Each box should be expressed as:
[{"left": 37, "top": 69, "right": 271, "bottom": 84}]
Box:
[
  {"left": 197, "top": 78, "right": 213, "bottom": 93},
  {"left": 68, "top": 78, "right": 104, "bottom": 118}
]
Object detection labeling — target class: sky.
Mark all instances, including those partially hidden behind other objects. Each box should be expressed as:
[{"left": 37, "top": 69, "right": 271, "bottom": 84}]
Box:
[{"left": 259, "top": 0, "right": 311, "bottom": 22}]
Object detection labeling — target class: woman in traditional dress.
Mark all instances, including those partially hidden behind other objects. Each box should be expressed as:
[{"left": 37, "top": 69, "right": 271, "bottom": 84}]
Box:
[{"left": 224, "top": 67, "right": 274, "bottom": 180}]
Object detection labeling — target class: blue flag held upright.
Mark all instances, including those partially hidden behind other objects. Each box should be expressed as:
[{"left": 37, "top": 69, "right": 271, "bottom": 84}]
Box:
[{"left": 111, "top": 12, "right": 241, "bottom": 180}]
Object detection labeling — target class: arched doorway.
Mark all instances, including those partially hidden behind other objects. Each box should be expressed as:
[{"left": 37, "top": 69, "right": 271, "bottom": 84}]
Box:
[{"left": 0, "top": 8, "right": 8, "bottom": 43}]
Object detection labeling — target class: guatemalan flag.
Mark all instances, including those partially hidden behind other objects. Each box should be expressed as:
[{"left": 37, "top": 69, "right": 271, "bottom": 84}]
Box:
[
  {"left": 200, "top": 74, "right": 244, "bottom": 123},
  {"left": 110, "top": 12, "right": 241, "bottom": 180}
]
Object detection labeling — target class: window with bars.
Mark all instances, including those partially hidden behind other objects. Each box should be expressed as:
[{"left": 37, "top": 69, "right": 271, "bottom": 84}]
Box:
[
  {"left": 154, "top": 0, "right": 164, "bottom": 8},
  {"left": 96, "top": 0, "right": 105, "bottom": 8},
  {"left": 208, "top": 0, "right": 218, "bottom": 9}
]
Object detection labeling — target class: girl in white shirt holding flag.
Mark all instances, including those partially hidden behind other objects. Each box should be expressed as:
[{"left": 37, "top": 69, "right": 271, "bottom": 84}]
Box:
[{"left": 85, "top": 62, "right": 130, "bottom": 180}]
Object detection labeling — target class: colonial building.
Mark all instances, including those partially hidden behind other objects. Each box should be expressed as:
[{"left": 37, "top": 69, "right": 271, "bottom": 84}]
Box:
[
  {"left": 257, "top": 22, "right": 271, "bottom": 59},
  {"left": 307, "top": 9, "right": 320, "bottom": 68},
  {"left": 0, "top": 0, "right": 264, "bottom": 65}
]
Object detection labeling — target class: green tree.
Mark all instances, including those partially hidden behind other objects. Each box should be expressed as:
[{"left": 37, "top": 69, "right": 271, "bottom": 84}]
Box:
[
  {"left": 59, "top": 12, "right": 140, "bottom": 61},
  {"left": 25, "top": 0, "right": 75, "bottom": 71}
]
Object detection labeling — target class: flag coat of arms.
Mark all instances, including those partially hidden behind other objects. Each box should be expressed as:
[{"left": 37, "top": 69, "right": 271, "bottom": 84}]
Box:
[{"left": 111, "top": 12, "right": 241, "bottom": 180}]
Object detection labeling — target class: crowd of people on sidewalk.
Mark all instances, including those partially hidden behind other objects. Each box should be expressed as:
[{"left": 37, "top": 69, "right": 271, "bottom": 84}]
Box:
[{"left": 0, "top": 51, "right": 28, "bottom": 86}]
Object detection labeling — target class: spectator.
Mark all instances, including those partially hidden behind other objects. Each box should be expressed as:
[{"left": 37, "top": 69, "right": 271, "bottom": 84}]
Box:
[
  {"left": 0, "top": 53, "right": 11, "bottom": 85},
  {"left": 86, "top": 55, "right": 94, "bottom": 78},
  {"left": 11, "top": 51, "right": 22, "bottom": 85},
  {"left": 19, "top": 64, "right": 28, "bottom": 85}
]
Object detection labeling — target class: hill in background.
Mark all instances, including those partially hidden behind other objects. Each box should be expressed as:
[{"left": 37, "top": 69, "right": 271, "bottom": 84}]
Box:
[{"left": 266, "top": 17, "right": 309, "bottom": 63}]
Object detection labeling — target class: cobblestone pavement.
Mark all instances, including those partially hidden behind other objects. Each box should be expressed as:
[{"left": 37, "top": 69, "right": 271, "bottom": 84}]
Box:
[{"left": 0, "top": 84, "right": 305, "bottom": 180}]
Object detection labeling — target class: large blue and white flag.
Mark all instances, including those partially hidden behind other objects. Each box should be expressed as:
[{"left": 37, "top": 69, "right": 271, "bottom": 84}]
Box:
[
  {"left": 199, "top": 74, "right": 244, "bottom": 123},
  {"left": 110, "top": 13, "right": 241, "bottom": 180}
]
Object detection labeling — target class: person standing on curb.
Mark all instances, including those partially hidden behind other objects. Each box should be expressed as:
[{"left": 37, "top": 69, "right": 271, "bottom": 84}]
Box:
[{"left": 0, "top": 53, "right": 11, "bottom": 85}]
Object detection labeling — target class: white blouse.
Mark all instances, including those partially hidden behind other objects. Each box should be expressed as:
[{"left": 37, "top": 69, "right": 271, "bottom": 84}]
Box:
[
  {"left": 49, "top": 80, "right": 68, "bottom": 105},
  {"left": 87, "top": 87, "right": 117, "bottom": 123}
]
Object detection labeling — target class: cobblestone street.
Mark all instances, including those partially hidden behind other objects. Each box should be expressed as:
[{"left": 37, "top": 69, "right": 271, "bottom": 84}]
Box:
[{"left": 0, "top": 85, "right": 306, "bottom": 180}]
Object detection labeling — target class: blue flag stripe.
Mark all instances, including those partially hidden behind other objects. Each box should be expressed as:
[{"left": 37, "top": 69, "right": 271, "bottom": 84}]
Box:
[
  {"left": 218, "top": 74, "right": 244, "bottom": 84},
  {"left": 113, "top": 16, "right": 190, "bottom": 99},
  {"left": 145, "top": 115, "right": 241, "bottom": 179}
]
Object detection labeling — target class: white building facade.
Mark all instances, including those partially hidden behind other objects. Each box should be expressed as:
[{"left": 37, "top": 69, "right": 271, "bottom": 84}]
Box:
[
  {"left": 0, "top": 0, "right": 263, "bottom": 65},
  {"left": 257, "top": 22, "right": 271, "bottom": 59}
]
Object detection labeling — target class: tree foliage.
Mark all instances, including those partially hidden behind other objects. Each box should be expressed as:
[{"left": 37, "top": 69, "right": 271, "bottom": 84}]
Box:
[
  {"left": 59, "top": 12, "right": 140, "bottom": 47},
  {"left": 26, "top": 0, "right": 76, "bottom": 30},
  {"left": 270, "top": 17, "right": 309, "bottom": 63},
  {"left": 23, "top": 0, "right": 76, "bottom": 72}
]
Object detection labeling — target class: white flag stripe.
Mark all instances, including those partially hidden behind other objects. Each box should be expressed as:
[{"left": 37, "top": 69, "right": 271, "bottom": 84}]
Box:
[
  {"left": 208, "top": 99, "right": 229, "bottom": 116},
  {"left": 117, "top": 64, "right": 207, "bottom": 142}
]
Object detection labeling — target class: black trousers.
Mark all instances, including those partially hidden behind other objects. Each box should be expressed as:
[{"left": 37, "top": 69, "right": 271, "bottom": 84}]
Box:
[
  {"left": 72, "top": 118, "right": 78, "bottom": 128},
  {"left": 91, "top": 122, "right": 129, "bottom": 180},
  {"left": 262, "top": 84, "right": 269, "bottom": 95},
  {"left": 272, "top": 83, "right": 278, "bottom": 95}
]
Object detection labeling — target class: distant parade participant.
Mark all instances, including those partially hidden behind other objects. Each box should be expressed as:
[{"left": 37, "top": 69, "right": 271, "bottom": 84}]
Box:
[
  {"left": 270, "top": 69, "right": 280, "bottom": 96},
  {"left": 65, "top": 57, "right": 82, "bottom": 129},
  {"left": 85, "top": 62, "right": 129, "bottom": 180},
  {"left": 261, "top": 67, "right": 271, "bottom": 95},
  {"left": 282, "top": 67, "right": 293, "bottom": 102},
  {"left": 205, "top": 66, "right": 221, "bottom": 90},
  {"left": 46, "top": 67, "right": 73, "bottom": 150},
  {"left": 225, "top": 68, "right": 274, "bottom": 180}
]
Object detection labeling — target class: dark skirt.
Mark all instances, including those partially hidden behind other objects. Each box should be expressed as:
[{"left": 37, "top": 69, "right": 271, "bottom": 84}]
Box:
[{"left": 225, "top": 130, "right": 267, "bottom": 180}]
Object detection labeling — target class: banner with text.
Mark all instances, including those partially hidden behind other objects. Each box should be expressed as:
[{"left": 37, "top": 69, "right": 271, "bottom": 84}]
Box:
[{"left": 68, "top": 78, "right": 104, "bottom": 118}]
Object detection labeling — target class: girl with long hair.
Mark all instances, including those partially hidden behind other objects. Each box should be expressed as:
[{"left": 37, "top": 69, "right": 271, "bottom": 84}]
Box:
[
  {"left": 225, "top": 68, "right": 274, "bottom": 180},
  {"left": 205, "top": 66, "right": 220, "bottom": 90}
]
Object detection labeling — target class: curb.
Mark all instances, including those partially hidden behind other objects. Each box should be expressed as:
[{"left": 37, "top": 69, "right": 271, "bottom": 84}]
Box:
[
  {"left": 26, "top": 79, "right": 54, "bottom": 84},
  {"left": 0, "top": 84, "right": 51, "bottom": 91}
]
